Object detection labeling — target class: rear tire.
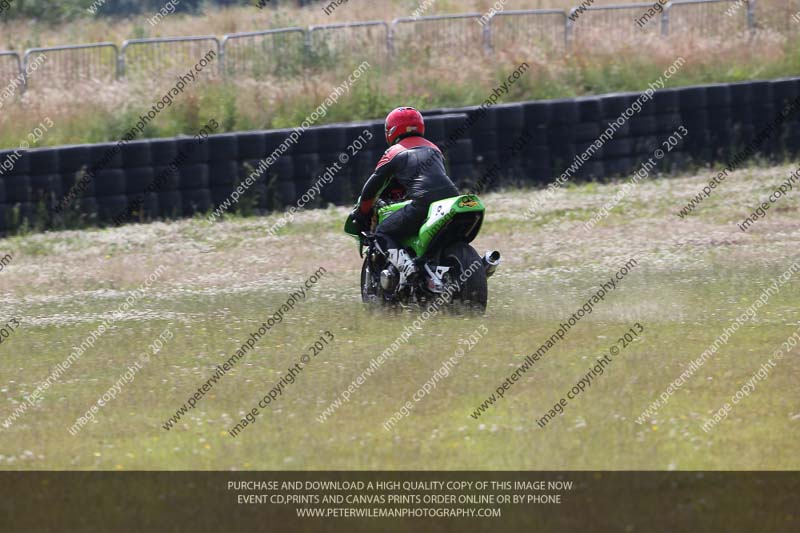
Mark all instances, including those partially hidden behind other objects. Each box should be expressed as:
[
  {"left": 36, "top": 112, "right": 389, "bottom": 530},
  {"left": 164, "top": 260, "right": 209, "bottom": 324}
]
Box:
[{"left": 442, "top": 242, "right": 488, "bottom": 313}]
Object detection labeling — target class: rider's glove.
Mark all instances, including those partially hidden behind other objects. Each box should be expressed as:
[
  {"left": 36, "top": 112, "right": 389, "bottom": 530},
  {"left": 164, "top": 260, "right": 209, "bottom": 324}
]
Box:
[{"left": 351, "top": 207, "right": 371, "bottom": 231}]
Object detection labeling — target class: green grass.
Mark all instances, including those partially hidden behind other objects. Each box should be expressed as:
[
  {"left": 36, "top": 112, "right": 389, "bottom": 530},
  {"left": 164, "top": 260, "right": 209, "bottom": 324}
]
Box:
[{"left": 1, "top": 163, "right": 799, "bottom": 470}]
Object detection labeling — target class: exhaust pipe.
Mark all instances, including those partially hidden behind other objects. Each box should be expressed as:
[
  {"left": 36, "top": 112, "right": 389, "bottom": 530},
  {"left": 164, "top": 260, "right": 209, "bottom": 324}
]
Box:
[{"left": 483, "top": 251, "right": 501, "bottom": 278}]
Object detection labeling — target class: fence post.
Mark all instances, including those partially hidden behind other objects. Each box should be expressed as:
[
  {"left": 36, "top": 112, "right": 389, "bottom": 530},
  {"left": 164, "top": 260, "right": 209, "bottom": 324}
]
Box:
[
  {"left": 21, "top": 50, "right": 31, "bottom": 92},
  {"left": 19, "top": 53, "right": 25, "bottom": 94},
  {"left": 303, "top": 28, "right": 312, "bottom": 66},
  {"left": 2, "top": 52, "right": 25, "bottom": 94},
  {"left": 120, "top": 41, "right": 129, "bottom": 79},
  {"left": 662, "top": 2, "right": 671, "bottom": 36},
  {"left": 482, "top": 16, "right": 492, "bottom": 54},
  {"left": 747, "top": 0, "right": 756, "bottom": 30},
  {"left": 387, "top": 20, "right": 397, "bottom": 59},
  {"left": 116, "top": 46, "right": 123, "bottom": 79},
  {"left": 565, "top": 10, "right": 576, "bottom": 49},
  {"left": 219, "top": 36, "right": 227, "bottom": 78}
]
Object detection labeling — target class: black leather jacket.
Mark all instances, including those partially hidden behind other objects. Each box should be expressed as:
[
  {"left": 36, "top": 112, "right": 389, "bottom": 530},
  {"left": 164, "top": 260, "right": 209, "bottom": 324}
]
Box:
[{"left": 358, "top": 135, "right": 459, "bottom": 214}]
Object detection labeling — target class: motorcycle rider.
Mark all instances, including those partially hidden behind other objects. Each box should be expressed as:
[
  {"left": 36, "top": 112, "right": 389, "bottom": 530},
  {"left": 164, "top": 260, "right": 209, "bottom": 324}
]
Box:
[{"left": 352, "top": 107, "right": 459, "bottom": 288}]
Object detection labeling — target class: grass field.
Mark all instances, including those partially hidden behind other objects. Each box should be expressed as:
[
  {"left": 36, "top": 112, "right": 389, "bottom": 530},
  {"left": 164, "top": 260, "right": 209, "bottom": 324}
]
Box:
[{"left": 1, "top": 162, "right": 799, "bottom": 470}]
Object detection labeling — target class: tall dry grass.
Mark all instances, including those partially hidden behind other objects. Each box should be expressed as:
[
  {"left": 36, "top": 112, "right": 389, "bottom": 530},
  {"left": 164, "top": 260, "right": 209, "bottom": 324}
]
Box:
[
  {"left": 1, "top": 0, "right": 796, "bottom": 49},
  {"left": 0, "top": 0, "right": 798, "bottom": 148}
]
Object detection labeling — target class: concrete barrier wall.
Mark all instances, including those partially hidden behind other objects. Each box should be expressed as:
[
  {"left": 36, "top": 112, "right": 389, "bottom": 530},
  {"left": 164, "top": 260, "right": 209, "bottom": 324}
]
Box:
[{"left": 1, "top": 76, "right": 799, "bottom": 233}]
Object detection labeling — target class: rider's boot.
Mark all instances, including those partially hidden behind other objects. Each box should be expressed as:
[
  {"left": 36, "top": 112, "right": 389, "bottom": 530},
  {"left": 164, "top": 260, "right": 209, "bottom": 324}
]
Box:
[{"left": 385, "top": 248, "right": 418, "bottom": 288}]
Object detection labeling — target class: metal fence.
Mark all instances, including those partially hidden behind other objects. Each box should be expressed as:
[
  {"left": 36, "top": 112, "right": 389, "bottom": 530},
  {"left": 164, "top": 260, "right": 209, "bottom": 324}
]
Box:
[
  {"left": 666, "top": 0, "right": 752, "bottom": 37},
  {"left": 488, "top": 9, "right": 569, "bottom": 53},
  {"left": 0, "top": 0, "right": 769, "bottom": 93},
  {"left": 390, "top": 13, "right": 490, "bottom": 59},
  {"left": 308, "top": 21, "right": 389, "bottom": 68},
  {"left": 568, "top": 2, "right": 669, "bottom": 46},
  {"left": 22, "top": 43, "right": 118, "bottom": 88},
  {"left": 0, "top": 52, "right": 21, "bottom": 94},
  {"left": 220, "top": 28, "right": 306, "bottom": 78},
  {"left": 121, "top": 36, "right": 220, "bottom": 79},
  {"left": 754, "top": 0, "right": 799, "bottom": 32}
]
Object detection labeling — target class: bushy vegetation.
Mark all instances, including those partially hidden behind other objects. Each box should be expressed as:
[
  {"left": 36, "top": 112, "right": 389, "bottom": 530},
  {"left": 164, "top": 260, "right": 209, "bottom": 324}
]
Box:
[{"left": 0, "top": 0, "right": 274, "bottom": 22}]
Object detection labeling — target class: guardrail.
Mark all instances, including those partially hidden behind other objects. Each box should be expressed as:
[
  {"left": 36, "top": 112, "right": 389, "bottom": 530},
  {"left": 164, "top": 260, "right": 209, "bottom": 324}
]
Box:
[
  {"left": 220, "top": 28, "right": 306, "bottom": 77},
  {"left": 120, "top": 36, "right": 220, "bottom": 78},
  {"left": 567, "top": 3, "right": 668, "bottom": 44},
  {"left": 0, "top": 0, "right": 764, "bottom": 92},
  {"left": 389, "top": 13, "right": 490, "bottom": 57},
  {"left": 487, "top": 9, "right": 569, "bottom": 52},
  {"left": 665, "top": 0, "right": 752, "bottom": 36},
  {"left": 308, "top": 21, "right": 390, "bottom": 66},
  {"left": 0, "top": 51, "right": 22, "bottom": 93},
  {"left": 23, "top": 43, "right": 119, "bottom": 88}
]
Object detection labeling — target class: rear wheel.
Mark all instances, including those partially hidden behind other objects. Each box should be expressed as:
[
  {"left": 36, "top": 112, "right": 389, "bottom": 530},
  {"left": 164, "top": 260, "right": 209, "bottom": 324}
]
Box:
[{"left": 441, "top": 242, "right": 488, "bottom": 312}]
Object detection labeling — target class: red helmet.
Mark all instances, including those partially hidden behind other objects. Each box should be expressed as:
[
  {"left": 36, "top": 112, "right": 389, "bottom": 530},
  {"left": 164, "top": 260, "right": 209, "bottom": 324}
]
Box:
[{"left": 385, "top": 107, "right": 425, "bottom": 145}]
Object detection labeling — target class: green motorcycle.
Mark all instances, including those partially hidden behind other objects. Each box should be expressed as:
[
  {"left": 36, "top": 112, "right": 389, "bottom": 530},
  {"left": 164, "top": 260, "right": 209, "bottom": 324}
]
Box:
[{"left": 344, "top": 193, "right": 500, "bottom": 312}]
